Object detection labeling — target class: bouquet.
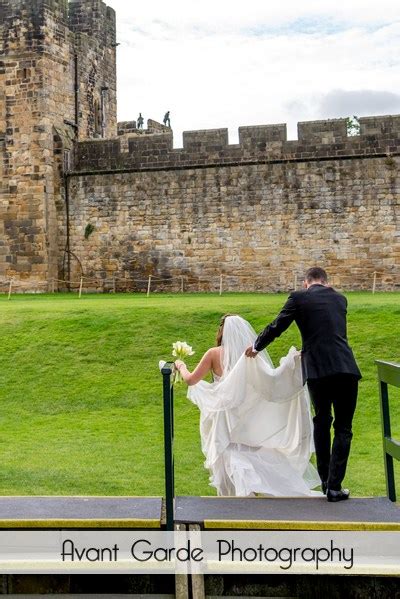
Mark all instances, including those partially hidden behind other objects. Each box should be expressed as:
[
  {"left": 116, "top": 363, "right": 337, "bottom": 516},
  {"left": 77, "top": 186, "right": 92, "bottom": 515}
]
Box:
[{"left": 172, "top": 341, "right": 195, "bottom": 384}]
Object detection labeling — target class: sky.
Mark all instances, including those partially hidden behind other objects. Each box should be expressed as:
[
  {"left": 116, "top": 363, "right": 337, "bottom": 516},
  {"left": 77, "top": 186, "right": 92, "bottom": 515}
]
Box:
[{"left": 105, "top": 0, "right": 400, "bottom": 146}]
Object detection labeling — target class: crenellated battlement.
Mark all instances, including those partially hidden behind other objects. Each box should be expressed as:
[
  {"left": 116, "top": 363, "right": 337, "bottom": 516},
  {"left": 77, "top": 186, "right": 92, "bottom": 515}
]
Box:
[
  {"left": 0, "top": 1, "right": 116, "bottom": 53},
  {"left": 68, "top": 0, "right": 116, "bottom": 45},
  {"left": 0, "top": 0, "right": 68, "bottom": 27},
  {"left": 118, "top": 119, "right": 171, "bottom": 137},
  {"left": 73, "top": 116, "right": 400, "bottom": 173},
  {"left": 239, "top": 124, "right": 287, "bottom": 146},
  {"left": 0, "top": 0, "right": 69, "bottom": 53},
  {"left": 183, "top": 128, "right": 229, "bottom": 150},
  {"left": 0, "top": 0, "right": 117, "bottom": 61}
]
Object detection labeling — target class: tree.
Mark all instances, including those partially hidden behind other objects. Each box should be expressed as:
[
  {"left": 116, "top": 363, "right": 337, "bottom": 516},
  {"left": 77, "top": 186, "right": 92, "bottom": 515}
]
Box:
[{"left": 346, "top": 115, "right": 360, "bottom": 136}]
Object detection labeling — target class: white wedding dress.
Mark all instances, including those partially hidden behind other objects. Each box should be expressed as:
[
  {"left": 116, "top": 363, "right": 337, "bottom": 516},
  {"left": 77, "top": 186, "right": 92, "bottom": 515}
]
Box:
[{"left": 187, "top": 316, "right": 321, "bottom": 497}]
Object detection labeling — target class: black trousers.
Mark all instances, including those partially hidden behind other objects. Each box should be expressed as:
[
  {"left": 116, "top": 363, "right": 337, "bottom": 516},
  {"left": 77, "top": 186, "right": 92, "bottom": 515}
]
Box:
[{"left": 307, "top": 374, "right": 358, "bottom": 491}]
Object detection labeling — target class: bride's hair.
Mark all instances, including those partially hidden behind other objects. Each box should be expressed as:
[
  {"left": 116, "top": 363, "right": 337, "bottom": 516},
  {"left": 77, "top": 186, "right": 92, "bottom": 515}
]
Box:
[{"left": 216, "top": 313, "right": 237, "bottom": 346}]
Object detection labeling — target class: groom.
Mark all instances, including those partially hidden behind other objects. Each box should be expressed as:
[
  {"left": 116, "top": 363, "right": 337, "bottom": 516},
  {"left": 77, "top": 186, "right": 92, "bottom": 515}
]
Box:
[{"left": 245, "top": 267, "right": 361, "bottom": 502}]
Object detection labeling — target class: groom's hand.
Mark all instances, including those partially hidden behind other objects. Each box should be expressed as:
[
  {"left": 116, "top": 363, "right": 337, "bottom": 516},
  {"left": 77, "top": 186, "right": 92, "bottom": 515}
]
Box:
[{"left": 245, "top": 346, "right": 258, "bottom": 358}]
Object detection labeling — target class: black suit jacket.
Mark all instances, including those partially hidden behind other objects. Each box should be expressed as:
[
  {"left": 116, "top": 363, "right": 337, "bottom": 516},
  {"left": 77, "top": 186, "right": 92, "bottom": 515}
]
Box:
[{"left": 254, "top": 285, "right": 361, "bottom": 382}]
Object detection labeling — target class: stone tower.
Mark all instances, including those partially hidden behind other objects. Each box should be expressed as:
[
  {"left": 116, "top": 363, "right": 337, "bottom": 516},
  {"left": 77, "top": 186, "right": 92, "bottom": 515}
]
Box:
[
  {"left": 69, "top": 0, "right": 117, "bottom": 140},
  {"left": 0, "top": 0, "right": 117, "bottom": 287}
]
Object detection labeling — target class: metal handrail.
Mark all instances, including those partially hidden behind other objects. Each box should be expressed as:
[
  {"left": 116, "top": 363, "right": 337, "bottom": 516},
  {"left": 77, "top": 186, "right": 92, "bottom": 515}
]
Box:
[
  {"left": 161, "top": 362, "right": 175, "bottom": 529},
  {"left": 376, "top": 360, "right": 400, "bottom": 502}
]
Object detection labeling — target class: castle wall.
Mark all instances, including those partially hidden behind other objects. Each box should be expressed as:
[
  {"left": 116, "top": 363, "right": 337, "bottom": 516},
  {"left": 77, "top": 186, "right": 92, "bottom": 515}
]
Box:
[
  {"left": 74, "top": 116, "right": 400, "bottom": 173},
  {"left": 1, "top": 0, "right": 399, "bottom": 292},
  {"left": 67, "top": 121, "right": 400, "bottom": 291}
]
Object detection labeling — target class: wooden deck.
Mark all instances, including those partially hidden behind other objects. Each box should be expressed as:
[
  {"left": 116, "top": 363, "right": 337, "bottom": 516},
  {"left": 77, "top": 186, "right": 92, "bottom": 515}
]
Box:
[
  {"left": 0, "top": 496, "right": 163, "bottom": 529},
  {"left": 0, "top": 495, "right": 398, "bottom": 531},
  {"left": 175, "top": 495, "right": 400, "bottom": 531}
]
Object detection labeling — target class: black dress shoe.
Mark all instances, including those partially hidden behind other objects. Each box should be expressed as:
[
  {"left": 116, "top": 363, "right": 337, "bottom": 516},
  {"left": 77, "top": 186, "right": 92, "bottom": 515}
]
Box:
[
  {"left": 327, "top": 488, "right": 350, "bottom": 502},
  {"left": 321, "top": 481, "right": 327, "bottom": 495}
]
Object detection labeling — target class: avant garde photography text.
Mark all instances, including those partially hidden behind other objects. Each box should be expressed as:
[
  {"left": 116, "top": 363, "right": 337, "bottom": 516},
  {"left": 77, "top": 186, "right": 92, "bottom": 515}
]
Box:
[{"left": 61, "top": 536, "right": 354, "bottom": 571}]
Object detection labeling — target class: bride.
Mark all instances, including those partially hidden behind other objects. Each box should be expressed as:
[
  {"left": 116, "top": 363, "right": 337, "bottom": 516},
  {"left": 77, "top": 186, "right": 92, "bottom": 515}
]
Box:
[{"left": 175, "top": 314, "right": 321, "bottom": 497}]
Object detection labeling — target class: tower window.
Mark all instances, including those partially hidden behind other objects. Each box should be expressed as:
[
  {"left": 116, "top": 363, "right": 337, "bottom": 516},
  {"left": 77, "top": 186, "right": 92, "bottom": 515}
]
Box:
[
  {"left": 63, "top": 150, "right": 71, "bottom": 172},
  {"left": 94, "top": 99, "right": 102, "bottom": 136}
]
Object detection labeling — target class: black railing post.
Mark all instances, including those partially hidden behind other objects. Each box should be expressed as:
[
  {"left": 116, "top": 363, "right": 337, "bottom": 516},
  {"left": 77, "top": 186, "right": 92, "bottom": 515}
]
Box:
[
  {"left": 376, "top": 360, "right": 400, "bottom": 502},
  {"left": 380, "top": 379, "right": 396, "bottom": 501},
  {"left": 162, "top": 362, "right": 175, "bottom": 530}
]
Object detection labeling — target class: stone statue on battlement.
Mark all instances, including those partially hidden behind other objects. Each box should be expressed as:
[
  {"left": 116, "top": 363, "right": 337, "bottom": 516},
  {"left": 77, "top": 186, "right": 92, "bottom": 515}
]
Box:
[{"left": 163, "top": 111, "right": 171, "bottom": 128}]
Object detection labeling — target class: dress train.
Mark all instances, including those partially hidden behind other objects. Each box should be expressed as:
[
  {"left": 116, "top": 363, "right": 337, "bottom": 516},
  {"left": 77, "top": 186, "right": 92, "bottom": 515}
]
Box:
[{"left": 187, "top": 347, "right": 321, "bottom": 497}]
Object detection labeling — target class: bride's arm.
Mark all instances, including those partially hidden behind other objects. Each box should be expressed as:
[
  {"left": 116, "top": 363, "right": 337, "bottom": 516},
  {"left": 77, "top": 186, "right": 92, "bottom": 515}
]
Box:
[{"left": 175, "top": 349, "right": 214, "bottom": 386}]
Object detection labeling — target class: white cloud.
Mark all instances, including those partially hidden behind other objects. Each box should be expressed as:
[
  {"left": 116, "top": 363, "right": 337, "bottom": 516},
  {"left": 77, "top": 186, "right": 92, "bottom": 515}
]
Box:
[
  {"left": 105, "top": 0, "right": 400, "bottom": 144},
  {"left": 317, "top": 89, "right": 400, "bottom": 117},
  {"left": 110, "top": 0, "right": 400, "bottom": 32}
]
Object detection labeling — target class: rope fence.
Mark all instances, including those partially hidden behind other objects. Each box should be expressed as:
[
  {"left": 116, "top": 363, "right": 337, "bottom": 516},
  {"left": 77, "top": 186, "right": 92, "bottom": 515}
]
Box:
[{"left": 0, "top": 270, "right": 399, "bottom": 298}]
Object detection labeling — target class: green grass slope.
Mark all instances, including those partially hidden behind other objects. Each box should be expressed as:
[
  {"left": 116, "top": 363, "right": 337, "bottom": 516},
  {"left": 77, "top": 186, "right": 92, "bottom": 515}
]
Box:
[{"left": 0, "top": 292, "right": 399, "bottom": 496}]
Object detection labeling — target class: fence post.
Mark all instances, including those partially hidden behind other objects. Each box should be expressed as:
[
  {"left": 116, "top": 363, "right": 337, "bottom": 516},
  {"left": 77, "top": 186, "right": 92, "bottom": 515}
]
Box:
[
  {"left": 112, "top": 275, "right": 116, "bottom": 294},
  {"left": 181, "top": 276, "right": 184, "bottom": 293},
  {"left": 161, "top": 362, "right": 175, "bottom": 530},
  {"left": 372, "top": 271, "right": 377, "bottom": 294},
  {"left": 219, "top": 274, "right": 223, "bottom": 296},
  {"left": 147, "top": 275, "right": 152, "bottom": 298},
  {"left": 78, "top": 276, "right": 83, "bottom": 298},
  {"left": 7, "top": 278, "right": 13, "bottom": 300}
]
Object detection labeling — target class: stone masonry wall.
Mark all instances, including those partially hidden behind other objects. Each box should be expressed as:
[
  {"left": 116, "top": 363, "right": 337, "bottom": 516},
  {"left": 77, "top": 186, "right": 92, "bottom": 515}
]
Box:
[
  {"left": 0, "top": 0, "right": 74, "bottom": 284},
  {"left": 0, "top": 0, "right": 117, "bottom": 287},
  {"left": 67, "top": 119, "right": 400, "bottom": 291},
  {"left": 69, "top": 0, "right": 117, "bottom": 140}
]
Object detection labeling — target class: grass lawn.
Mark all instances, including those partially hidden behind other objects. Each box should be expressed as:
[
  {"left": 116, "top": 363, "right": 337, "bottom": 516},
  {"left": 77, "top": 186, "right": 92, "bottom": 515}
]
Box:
[{"left": 0, "top": 292, "right": 399, "bottom": 497}]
